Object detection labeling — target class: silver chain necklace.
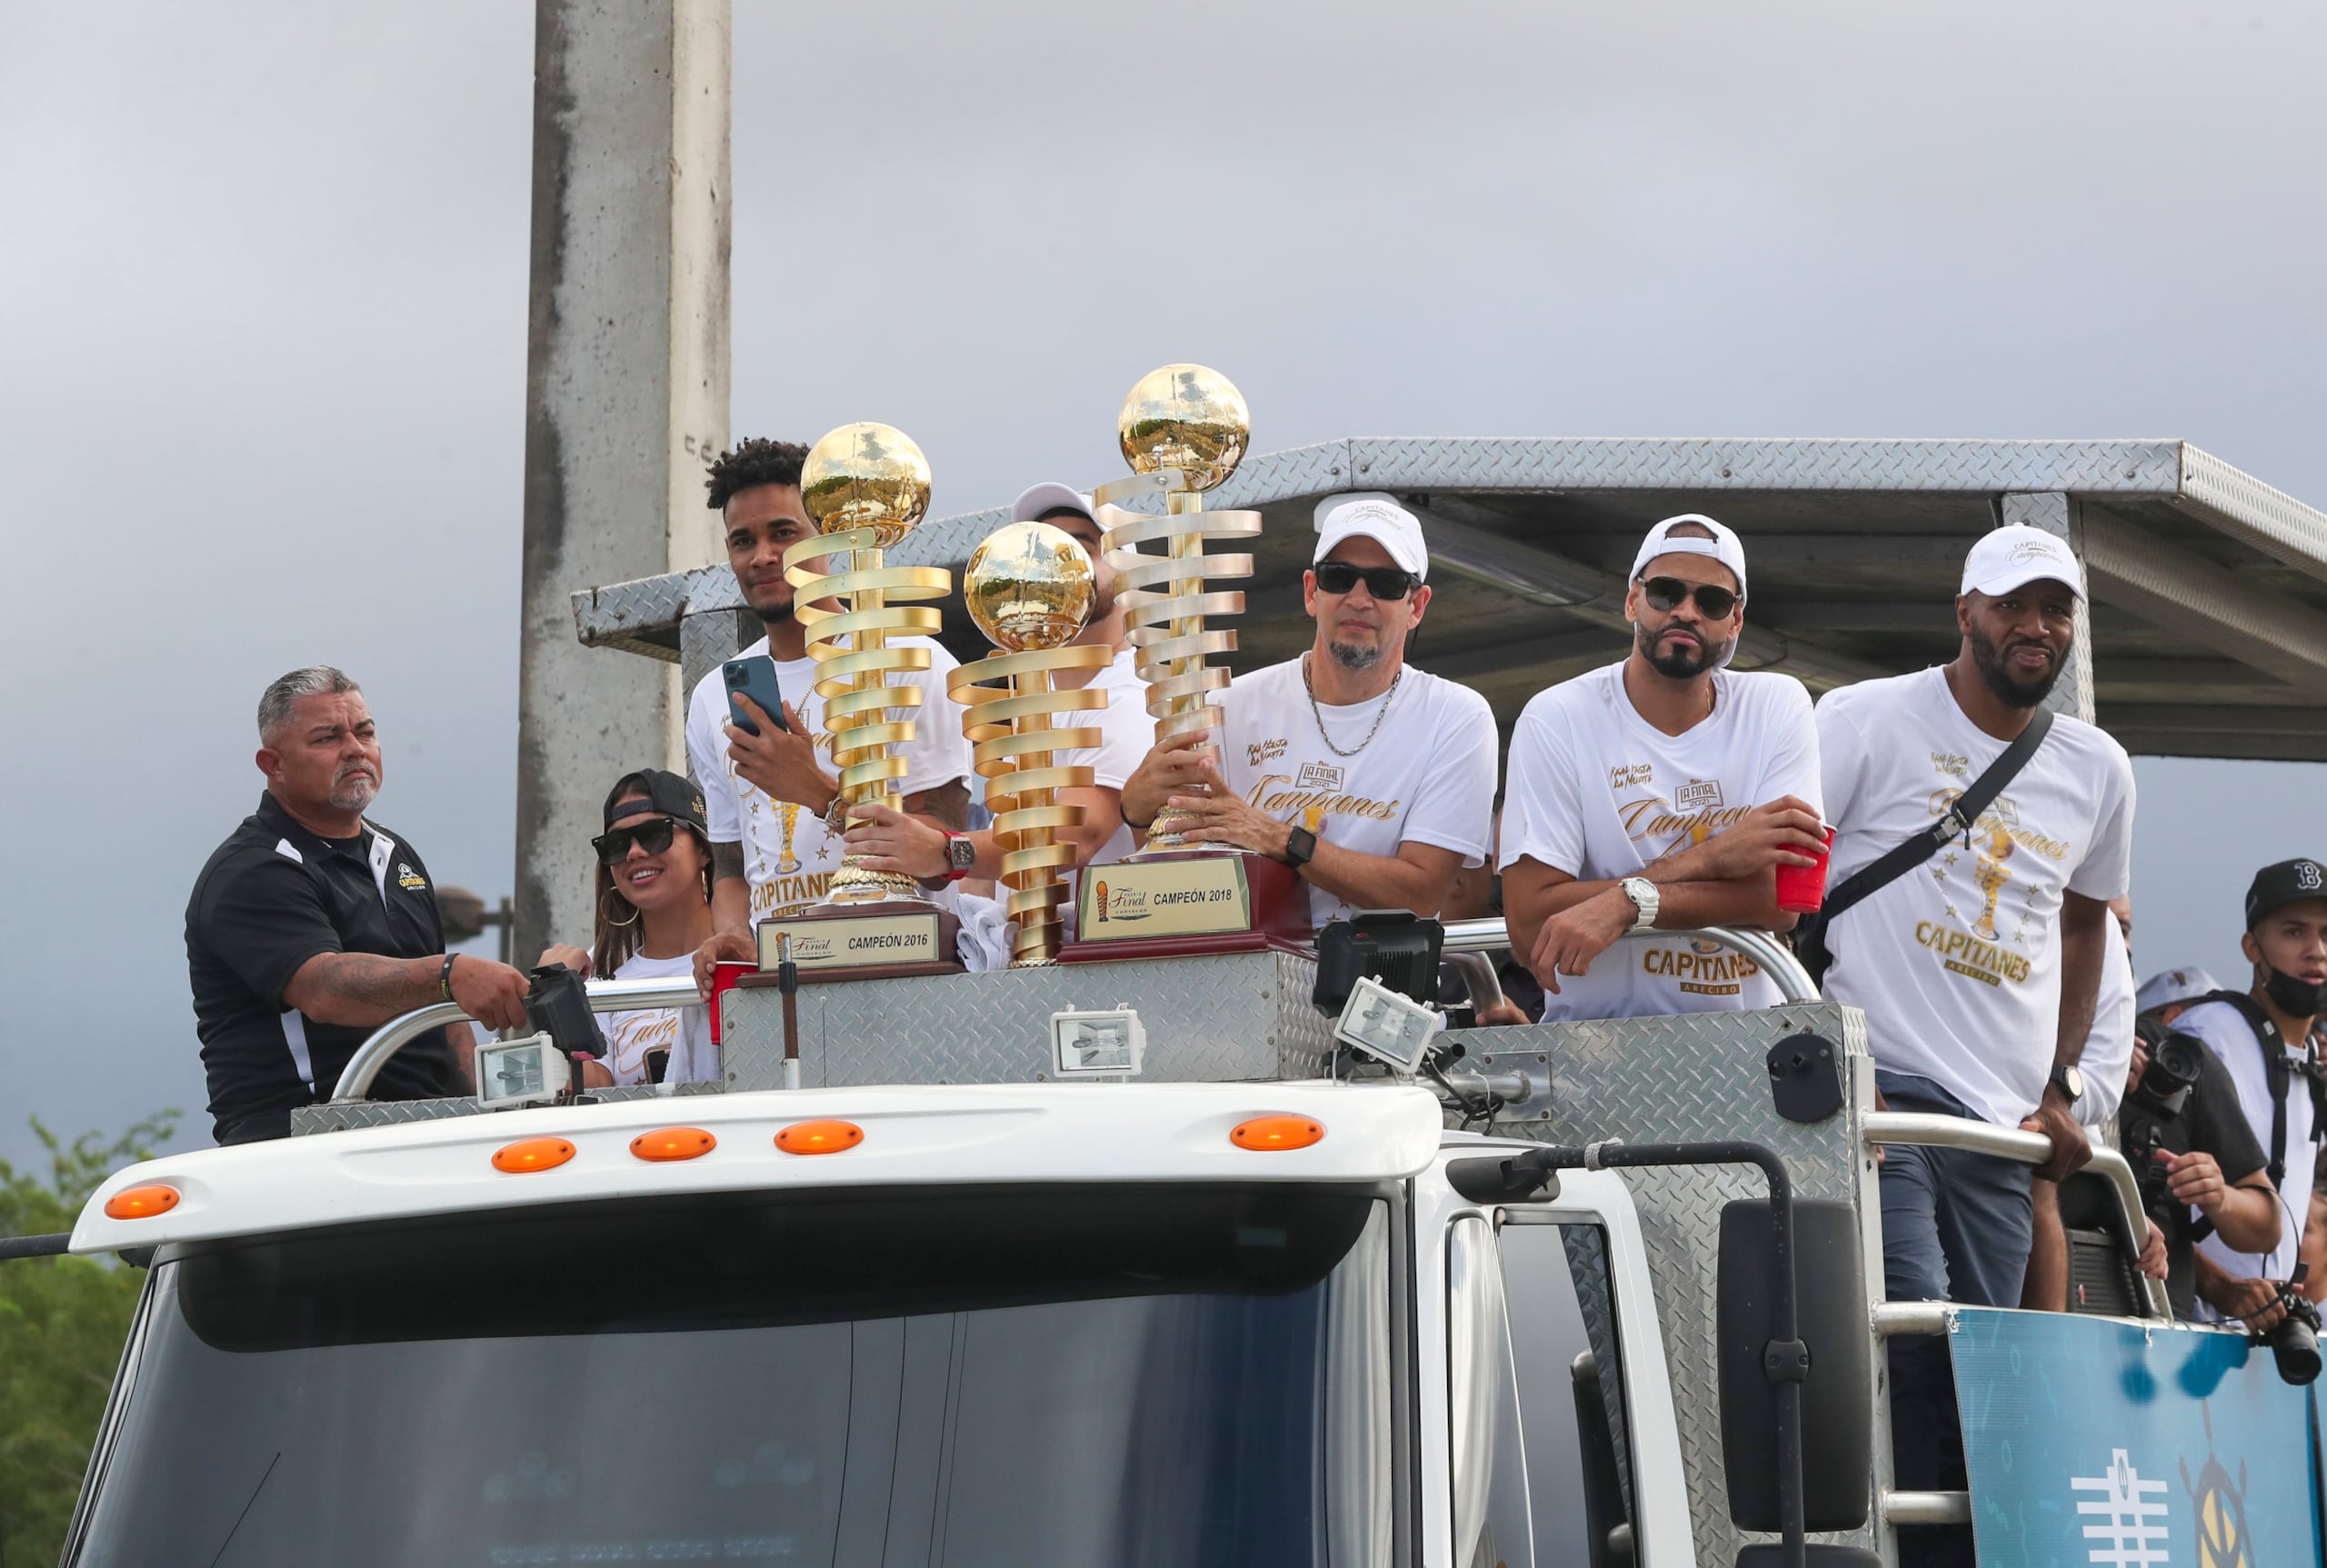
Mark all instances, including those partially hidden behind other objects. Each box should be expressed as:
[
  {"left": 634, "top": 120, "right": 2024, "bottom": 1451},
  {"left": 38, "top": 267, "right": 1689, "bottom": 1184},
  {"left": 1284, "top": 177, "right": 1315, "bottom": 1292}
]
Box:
[{"left": 1303, "top": 654, "right": 1403, "bottom": 758}]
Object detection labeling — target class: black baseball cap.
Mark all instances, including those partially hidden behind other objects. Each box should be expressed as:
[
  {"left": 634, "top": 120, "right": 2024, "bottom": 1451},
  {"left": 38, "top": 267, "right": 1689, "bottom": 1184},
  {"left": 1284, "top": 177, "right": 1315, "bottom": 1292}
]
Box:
[
  {"left": 603, "top": 768, "right": 707, "bottom": 834},
  {"left": 2244, "top": 857, "right": 2327, "bottom": 930}
]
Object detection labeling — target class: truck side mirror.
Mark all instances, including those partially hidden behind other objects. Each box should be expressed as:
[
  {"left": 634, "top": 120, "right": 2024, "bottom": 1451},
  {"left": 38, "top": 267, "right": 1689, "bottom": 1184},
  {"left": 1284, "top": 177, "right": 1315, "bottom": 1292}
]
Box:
[{"left": 1718, "top": 1196, "right": 1877, "bottom": 1566}]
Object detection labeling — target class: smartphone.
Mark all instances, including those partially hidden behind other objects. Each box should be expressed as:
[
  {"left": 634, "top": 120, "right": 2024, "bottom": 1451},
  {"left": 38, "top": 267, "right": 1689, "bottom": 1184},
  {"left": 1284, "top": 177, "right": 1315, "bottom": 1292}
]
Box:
[{"left": 723, "top": 656, "right": 789, "bottom": 735}]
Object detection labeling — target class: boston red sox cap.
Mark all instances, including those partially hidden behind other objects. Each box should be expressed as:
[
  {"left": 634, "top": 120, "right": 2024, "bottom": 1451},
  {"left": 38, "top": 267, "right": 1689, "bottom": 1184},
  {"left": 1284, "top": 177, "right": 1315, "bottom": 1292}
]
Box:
[{"left": 2244, "top": 856, "right": 2327, "bottom": 930}]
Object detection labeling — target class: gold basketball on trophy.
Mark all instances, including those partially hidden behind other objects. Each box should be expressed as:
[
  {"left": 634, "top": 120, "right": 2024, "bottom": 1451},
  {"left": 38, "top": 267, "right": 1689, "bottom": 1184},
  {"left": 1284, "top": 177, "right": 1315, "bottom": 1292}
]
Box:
[
  {"left": 964, "top": 522, "right": 1097, "bottom": 654},
  {"left": 801, "top": 421, "right": 933, "bottom": 545},
  {"left": 1118, "top": 364, "right": 1250, "bottom": 494}
]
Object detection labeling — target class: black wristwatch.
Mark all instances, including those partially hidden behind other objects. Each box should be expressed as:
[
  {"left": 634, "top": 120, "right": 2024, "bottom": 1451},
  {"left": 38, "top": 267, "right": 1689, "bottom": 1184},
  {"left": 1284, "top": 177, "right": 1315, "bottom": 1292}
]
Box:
[
  {"left": 2047, "top": 1062, "right": 2086, "bottom": 1105},
  {"left": 1282, "top": 824, "right": 1317, "bottom": 868}
]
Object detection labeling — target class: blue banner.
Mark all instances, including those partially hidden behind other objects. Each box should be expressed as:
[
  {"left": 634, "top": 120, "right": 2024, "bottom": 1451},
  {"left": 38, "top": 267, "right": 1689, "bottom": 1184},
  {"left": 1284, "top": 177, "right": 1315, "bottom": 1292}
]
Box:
[{"left": 1951, "top": 1307, "right": 2318, "bottom": 1567}]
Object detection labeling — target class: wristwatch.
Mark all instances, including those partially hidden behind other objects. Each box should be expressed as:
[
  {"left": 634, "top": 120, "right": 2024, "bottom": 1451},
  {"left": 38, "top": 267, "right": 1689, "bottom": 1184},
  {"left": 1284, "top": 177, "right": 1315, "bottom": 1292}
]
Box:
[
  {"left": 1283, "top": 824, "right": 1318, "bottom": 868},
  {"left": 940, "top": 831, "right": 975, "bottom": 882},
  {"left": 2048, "top": 1062, "right": 2086, "bottom": 1105},
  {"left": 1619, "top": 876, "right": 1660, "bottom": 933}
]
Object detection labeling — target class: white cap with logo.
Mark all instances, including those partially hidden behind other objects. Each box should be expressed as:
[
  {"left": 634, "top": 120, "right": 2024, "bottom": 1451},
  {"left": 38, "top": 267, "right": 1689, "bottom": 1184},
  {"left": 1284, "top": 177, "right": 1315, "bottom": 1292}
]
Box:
[
  {"left": 1631, "top": 514, "right": 1749, "bottom": 596},
  {"left": 2133, "top": 966, "right": 2222, "bottom": 1017},
  {"left": 1011, "top": 482, "right": 1095, "bottom": 524},
  {"left": 1961, "top": 524, "right": 2086, "bottom": 600},
  {"left": 1313, "top": 492, "right": 1428, "bottom": 580}
]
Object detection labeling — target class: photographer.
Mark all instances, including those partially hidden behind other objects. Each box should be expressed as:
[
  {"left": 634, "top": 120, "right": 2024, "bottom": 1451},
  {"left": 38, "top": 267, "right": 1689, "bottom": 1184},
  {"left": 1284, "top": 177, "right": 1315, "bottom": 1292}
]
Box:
[
  {"left": 2116, "top": 1014, "right": 2277, "bottom": 1320},
  {"left": 2182, "top": 858, "right": 2327, "bottom": 1331}
]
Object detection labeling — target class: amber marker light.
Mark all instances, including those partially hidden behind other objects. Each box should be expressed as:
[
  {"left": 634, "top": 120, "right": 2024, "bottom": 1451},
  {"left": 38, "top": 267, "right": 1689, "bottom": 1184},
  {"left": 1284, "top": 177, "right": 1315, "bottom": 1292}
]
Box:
[
  {"left": 1230, "top": 1115, "right": 1325, "bottom": 1152},
  {"left": 491, "top": 1137, "right": 576, "bottom": 1174},
  {"left": 102, "top": 1183, "right": 181, "bottom": 1220},
  {"left": 775, "top": 1120, "right": 864, "bottom": 1155},
  {"left": 631, "top": 1127, "right": 716, "bottom": 1163}
]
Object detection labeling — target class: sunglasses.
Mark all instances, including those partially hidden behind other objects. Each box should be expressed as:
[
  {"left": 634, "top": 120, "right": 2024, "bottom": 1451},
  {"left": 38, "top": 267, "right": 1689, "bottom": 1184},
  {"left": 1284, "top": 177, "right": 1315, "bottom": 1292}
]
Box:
[
  {"left": 593, "top": 816, "right": 681, "bottom": 864},
  {"left": 1640, "top": 576, "right": 1740, "bottom": 619},
  {"left": 1313, "top": 561, "right": 1419, "bottom": 600}
]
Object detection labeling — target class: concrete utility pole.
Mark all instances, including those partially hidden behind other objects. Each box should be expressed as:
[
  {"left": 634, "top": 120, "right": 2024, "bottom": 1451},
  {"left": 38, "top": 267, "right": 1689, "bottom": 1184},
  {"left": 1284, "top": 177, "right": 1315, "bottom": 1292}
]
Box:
[{"left": 514, "top": 0, "right": 732, "bottom": 961}]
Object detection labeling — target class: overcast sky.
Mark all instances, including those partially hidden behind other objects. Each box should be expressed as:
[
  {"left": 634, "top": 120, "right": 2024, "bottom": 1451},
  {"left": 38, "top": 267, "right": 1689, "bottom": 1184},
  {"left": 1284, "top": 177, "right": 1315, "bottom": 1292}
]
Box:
[{"left": 4, "top": 3, "right": 2323, "bottom": 1164}]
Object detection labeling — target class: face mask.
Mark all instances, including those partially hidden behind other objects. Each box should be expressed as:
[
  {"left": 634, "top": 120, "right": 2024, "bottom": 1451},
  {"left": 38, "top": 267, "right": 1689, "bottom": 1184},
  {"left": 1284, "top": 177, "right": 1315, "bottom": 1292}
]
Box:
[{"left": 2263, "top": 966, "right": 2327, "bottom": 1019}]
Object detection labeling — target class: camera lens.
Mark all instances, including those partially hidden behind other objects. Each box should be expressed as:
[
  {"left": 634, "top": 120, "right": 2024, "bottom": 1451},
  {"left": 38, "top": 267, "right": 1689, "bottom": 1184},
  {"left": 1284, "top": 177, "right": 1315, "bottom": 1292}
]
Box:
[{"left": 2271, "top": 1313, "right": 2322, "bottom": 1386}]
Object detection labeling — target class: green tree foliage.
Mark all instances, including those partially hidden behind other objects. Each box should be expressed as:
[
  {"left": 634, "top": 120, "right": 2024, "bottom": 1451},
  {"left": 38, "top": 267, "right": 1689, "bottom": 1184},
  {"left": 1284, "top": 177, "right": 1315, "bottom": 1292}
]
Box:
[{"left": 0, "top": 1114, "right": 177, "bottom": 1568}]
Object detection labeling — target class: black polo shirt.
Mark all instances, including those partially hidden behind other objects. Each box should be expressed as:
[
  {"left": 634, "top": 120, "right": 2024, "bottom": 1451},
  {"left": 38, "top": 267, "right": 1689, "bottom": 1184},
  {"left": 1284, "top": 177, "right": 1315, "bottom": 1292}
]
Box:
[{"left": 185, "top": 793, "right": 460, "bottom": 1143}]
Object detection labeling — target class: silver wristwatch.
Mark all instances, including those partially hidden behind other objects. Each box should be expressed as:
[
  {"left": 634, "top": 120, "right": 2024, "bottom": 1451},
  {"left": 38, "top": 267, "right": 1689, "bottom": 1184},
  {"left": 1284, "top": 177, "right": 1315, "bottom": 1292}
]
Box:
[{"left": 1619, "top": 875, "right": 1660, "bottom": 933}]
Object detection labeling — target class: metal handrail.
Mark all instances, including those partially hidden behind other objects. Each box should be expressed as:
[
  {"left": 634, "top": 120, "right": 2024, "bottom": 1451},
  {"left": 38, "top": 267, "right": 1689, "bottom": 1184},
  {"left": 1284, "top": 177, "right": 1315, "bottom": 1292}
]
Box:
[
  {"left": 1438, "top": 917, "right": 1821, "bottom": 1004},
  {"left": 1864, "top": 1112, "right": 2171, "bottom": 1319},
  {"left": 328, "top": 976, "right": 704, "bottom": 1104}
]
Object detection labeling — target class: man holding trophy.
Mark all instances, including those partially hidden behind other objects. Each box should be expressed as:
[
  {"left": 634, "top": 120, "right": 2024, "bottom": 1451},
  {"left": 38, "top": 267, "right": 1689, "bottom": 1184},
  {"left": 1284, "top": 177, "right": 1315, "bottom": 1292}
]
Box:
[
  {"left": 1118, "top": 494, "right": 1499, "bottom": 927},
  {"left": 684, "top": 436, "right": 974, "bottom": 988}
]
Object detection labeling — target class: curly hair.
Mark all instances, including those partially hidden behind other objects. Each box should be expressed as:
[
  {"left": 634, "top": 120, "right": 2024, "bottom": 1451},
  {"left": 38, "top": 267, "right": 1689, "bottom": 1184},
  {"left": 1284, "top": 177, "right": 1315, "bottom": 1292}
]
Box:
[{"left": 705, "top": 437, "right": 810, "bottom": 511}]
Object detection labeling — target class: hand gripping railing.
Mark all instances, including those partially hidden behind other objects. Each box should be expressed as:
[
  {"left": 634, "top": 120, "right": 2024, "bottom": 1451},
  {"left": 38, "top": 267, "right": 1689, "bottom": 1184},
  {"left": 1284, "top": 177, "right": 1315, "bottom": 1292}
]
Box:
[
  {"left": 1436, "top": 918, "right": 1821, "bottom": 1004},
  {"left": 328, "top": 976, "right": 704, "bottom": 1104}
]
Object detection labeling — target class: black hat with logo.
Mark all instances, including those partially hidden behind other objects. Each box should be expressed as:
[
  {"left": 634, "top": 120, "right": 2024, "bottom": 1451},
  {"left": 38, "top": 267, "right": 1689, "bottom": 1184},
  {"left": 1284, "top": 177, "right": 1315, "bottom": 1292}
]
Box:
[
  {"left": 2243, "top": 857, "right": 2327, "bottom": 930},
  {"left": 603, "top": 768, "right": 707, "bottom": 834}
]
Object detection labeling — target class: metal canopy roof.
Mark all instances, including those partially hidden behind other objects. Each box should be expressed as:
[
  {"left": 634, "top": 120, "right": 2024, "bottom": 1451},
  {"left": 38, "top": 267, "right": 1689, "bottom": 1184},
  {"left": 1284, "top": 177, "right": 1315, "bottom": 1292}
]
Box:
[{"left": 573, "top": 437, "right": 2327, "bottom": 763}]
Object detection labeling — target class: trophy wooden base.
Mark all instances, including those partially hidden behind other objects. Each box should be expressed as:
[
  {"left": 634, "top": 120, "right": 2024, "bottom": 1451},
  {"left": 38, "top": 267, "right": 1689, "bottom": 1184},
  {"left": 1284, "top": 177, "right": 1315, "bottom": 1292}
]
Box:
[
  {"left": 1058, "top": 850, "right": 1312, "bottom": 964},
  {"left": 757, "top": 900, "right": 964, "bottom": 974}
]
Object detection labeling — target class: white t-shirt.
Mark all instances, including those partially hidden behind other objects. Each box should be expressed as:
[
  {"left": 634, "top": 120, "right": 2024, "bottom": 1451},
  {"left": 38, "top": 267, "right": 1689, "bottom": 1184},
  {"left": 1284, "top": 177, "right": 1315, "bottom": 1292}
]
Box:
[
  {"left": 601, "top": 950, "right": 716, "bottom": 1086},
  {"left": 2183, "top": 997, "right": 2320, "bottom": 1294},
  {"left": 2077, "top": 935, "right": 2135, "bottom": 1129},
  {"left": 1054, "top": 649, "right": 1153, "bottom": 867},
  {"left": 1499, "top": 662, "right": 1822, "bottom": 1020},
  {"left": 685, "top": 634, "right": 972, "bottom": 924},
  {"left": 1816, "top": 667, "right": 2136, "bottom": 1127},
  {"left": 1215, "top": 656, "right": 1498, "bottom": 928}
]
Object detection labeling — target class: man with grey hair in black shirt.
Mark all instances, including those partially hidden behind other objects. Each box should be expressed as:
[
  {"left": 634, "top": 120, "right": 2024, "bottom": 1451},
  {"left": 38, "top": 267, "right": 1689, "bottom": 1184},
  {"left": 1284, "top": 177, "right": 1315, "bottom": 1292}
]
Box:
[{"left": 185, "top": 665, "right": 532, "bottom": 1142}]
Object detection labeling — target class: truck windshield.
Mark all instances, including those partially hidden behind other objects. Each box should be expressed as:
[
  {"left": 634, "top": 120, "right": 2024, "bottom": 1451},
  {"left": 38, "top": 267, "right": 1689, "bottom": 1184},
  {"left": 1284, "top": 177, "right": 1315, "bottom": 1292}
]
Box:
[{"left": 71, "top": 1183, "right": 1394, "bottom": 1568}]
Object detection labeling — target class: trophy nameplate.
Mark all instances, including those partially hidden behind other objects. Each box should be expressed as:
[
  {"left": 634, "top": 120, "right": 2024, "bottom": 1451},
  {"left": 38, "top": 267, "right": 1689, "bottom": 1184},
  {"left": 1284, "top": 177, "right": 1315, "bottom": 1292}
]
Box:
[
  {"left": 1060, "top": 851, "right": 1311, "bottom": 962},
  {"left": 757, "top": 906, "right": 963, "bottom": 974}
]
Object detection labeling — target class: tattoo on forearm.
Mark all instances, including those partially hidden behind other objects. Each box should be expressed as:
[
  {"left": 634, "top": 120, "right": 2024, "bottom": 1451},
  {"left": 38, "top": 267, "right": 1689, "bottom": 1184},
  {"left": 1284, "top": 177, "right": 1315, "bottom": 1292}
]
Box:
[
  {"left": 711, "top": 840, "right": 746, "bottom": 883},
  {"left": 310, "top": 953, "right": 431, "bottom": 1010},
  {"left": 906, "top": 779, "right": 971, "bottom": 831}
]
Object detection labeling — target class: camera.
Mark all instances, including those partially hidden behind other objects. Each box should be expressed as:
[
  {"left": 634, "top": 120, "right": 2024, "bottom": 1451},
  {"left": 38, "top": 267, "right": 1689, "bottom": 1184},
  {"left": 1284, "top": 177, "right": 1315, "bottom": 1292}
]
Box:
[
  {"left": 2252, "top": 1266, "right": 2322, "bottom": 1386},
  {"left": 523, "top": 963, "right": 608, "bottom": 1066},
  {"left": 2128, "top": 1017, "right": 2204, "bottom": 1119}
]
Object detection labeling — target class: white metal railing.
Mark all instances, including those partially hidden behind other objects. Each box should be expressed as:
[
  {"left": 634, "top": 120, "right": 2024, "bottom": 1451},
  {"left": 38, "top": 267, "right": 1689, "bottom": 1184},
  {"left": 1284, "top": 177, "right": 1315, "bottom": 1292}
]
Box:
[
  {"left": 329, "top": 975, "right": 703, "bottom": 1103},
  {"left": 1438, "top": 919, "right": 1821, "bottom": 1004},
  {"left": 1863, "top": 1112, "right": 2171, "bottom": 1319}
]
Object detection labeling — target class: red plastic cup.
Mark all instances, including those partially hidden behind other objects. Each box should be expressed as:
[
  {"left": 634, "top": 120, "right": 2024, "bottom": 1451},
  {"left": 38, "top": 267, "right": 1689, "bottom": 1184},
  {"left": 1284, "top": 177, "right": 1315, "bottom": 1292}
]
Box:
[
  {"left": 1773, "top": 826, "right": 1837, "bottom": 914},
  {"left": 708, "top": 960, "right": 754, "bottom": 1046}
]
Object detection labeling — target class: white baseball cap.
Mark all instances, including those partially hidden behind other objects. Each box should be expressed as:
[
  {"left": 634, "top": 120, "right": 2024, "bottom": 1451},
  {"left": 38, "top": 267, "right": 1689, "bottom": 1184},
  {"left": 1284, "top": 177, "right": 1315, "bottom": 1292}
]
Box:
[
  {"left": 1961, "top": 524, "right": 2085, "bottom": 600},
  {"left": 2134, "top": 966, "right": 2222, "bottom": 1017},
  {"left": 1011, "top": 481, "right": 1095, "bottom": 524},
  {"left": 1313, "top": 493, "right": 1428, "bottom": 580},
  {"left": 1629, "top": 514, "right": 1748, "bottom": 597}
]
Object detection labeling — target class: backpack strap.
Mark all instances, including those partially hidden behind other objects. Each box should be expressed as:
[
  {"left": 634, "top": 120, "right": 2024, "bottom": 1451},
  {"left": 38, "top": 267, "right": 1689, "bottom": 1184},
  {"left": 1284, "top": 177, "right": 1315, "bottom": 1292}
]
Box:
[{"left": 2197, "top": 990, "right": 2293, "bottom": 1187}]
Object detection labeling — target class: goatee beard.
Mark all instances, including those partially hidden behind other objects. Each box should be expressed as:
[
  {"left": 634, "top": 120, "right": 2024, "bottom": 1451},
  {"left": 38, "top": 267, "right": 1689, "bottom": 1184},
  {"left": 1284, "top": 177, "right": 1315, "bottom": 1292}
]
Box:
[
  {"left": 329, "top": 775, "right": 379, "bottom": 813},
  {"left": 1327, "top": 640, "right": 1382, "bottom": 670},
  {"left": 756, "top": 599, "right": 796, "bottom": 629},
  {"left": 1638, "top": 622, "right": 1723, "bottom": 679},
  {"left": 1970, "top": 624, "right": 2063, "bottom": 709}
]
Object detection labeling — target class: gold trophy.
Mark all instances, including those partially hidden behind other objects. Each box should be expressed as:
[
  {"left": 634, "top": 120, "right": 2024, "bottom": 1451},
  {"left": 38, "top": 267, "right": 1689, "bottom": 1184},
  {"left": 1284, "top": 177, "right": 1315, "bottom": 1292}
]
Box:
[
  {"left": 754, "top": 422, "right": 961, "bottom": 973},
  {"left": 1060, "top": 365, "right": 1310, "bottom": 959},
  {"left": 948, "top": 523, "right": 1110, "bottom": 964}
]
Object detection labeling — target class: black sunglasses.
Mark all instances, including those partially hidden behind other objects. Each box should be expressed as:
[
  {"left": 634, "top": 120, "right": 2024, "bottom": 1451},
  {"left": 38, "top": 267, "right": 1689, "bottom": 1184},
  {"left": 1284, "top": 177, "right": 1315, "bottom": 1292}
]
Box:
[
  {"left": 593, "top": 816, "right": 680, "bottom": 864},
  {"left": 1640, "top": 575, "right": 1740, "bottom": 619},
  {"left": 1313, "top": 561, "right": 1419, "bottom": 600}
]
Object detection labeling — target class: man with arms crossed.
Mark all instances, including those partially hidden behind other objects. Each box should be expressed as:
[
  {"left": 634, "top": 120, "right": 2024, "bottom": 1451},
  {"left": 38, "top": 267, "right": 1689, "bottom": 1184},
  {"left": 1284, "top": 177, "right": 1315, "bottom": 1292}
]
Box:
[
  {"left": 686, "top": 439, "right": 974, "bottom": 988},
  {"left": 845, "top": 481, "right": 1154, "bottom": 881},
  {"left": 1120, "top": 494, "right": 1497, "bottom": 924},
  {"left": 1501, "top": 515, "right": 1825, "bottom": 1018},
  {"left": 2185, "top": 859, "right": 2327, "bottom": 1331},
  {"left": 1816, "top": 526, "right": 2132, "bottom": 1565}
]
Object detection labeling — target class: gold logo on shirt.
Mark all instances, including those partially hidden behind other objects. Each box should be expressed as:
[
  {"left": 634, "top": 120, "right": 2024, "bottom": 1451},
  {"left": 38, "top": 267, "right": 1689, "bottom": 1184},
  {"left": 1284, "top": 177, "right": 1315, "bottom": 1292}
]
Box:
[
  {"left": 775, "top": 801, "right": 802, "bottom": 875},
  {"left": 1609, "top": 763, "right": 1653, "bottom": 791},
  {"left": 1972, "top": 821, "right": 2015, "bottom": 940},
  {"left": 395, "top": 863, "right": 427, "bottom": 891},
  {"left": 1247, "top": 737, "right": 1288, "bottom": 767},
  {"left": 1246, "top": 775, "right": 1400, "bottom": 823},
  {"left": 1931, "top": 752, "right": 1969, "bottom": 779}
]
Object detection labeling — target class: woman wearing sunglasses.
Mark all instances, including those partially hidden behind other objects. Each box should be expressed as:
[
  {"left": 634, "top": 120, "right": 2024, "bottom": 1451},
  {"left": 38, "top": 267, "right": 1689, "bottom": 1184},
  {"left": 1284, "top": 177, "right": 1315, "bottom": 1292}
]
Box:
[{"left": 537, "top": 769, "right": 718, "bottom": 1085}]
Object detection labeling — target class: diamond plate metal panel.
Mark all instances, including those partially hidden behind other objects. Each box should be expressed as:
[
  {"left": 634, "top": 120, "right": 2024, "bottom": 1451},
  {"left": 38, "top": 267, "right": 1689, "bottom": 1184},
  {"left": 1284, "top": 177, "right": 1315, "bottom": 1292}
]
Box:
[
  {"left": 2181, "top": 444, "right": 2327, "bottom": 588},
  {"left": 721, "top": 951, "right": 1336, "bottom": 1090},
  {"left": 1444, "top": 1002, "right": 1883, "bottom": 1566},
  {"left": 289, "top": 1082, "right": 719, "bottom": 1136},
  {"left": 1351, "top": 437, "right": 2183, "bottom": 495}
]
